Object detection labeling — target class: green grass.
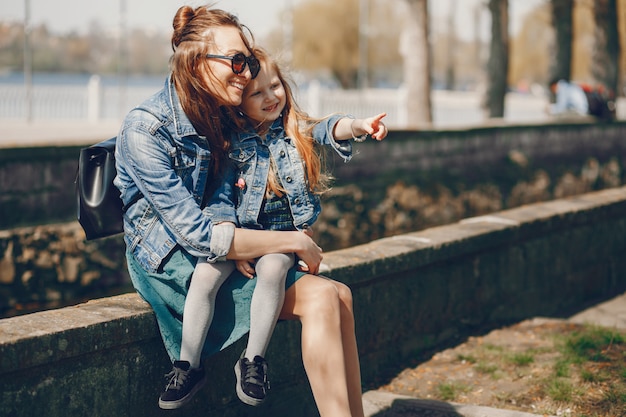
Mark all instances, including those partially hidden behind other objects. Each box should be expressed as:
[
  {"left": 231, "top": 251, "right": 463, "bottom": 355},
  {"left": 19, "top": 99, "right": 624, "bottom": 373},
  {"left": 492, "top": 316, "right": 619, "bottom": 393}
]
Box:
[
  {"left": 546, "top": 325, "right": 626, "bottom": 411},
  {"left": 508, "top": 352, "right": 535, "bottom": 366},
  {"left": 545, "top": 378, "right": 575, "bottom": 402},
  {"left": 564, "top": 326, "right": 625, "bottom": 362},
  {"left": 456, "top": 353, "right": 477, "bottom": 363},
  {"left": 445, "top": 324, "right": 626, "bottom": 415},
  {"left": 436, "top": 382, "right": 470, "bottom": 401},
  {"left": 475, "top": 361, "right": 499, "bottom": 376}
]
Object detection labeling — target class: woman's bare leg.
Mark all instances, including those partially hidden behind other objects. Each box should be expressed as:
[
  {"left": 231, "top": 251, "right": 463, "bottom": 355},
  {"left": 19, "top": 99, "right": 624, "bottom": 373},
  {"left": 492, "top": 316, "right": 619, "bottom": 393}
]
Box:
[
  {"left": 280, "top": 274, "right": 364, "bottom": 417},
  {"left": 334, "top": 279, "right": 364, "bottom": 417}
]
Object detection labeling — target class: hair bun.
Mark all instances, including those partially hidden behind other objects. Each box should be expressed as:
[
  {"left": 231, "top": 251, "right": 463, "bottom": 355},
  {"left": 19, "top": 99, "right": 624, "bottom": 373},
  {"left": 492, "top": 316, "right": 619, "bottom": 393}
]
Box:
[{"left": 171, "top": 5, "right": 195, "bottom": 48}]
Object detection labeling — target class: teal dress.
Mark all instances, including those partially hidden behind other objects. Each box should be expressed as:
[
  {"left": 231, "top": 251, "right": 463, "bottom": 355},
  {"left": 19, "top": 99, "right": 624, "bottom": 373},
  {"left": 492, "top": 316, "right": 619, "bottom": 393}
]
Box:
[{"left": 126, "top": 247, "right": 305, "bottom": 361}]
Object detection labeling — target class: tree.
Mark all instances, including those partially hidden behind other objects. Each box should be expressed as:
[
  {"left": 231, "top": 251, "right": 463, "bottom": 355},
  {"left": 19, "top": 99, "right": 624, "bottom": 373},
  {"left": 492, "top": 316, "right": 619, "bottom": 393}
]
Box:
[
  {"left": 278, "top": 0, "right": 405, "bottom": 89},
  {"left": 484, "top": 0, "right": 509, "bottom": 118},
  {"left": 509, "top": 3, "right": 551, "bottom": 87},
  {"left": 445, "top": 0, "right": 457, "bottom": 90},
  {"left": 549, "top": 0, "right": 573, "bottom": 83},
  {"left": 592, "top": 0, "right": 620, "bottom": 94},
  {"left": 400, "top": 0, "right": 432, "bottom": 127},
  {"left": 291, "top": 0, "right": 360, "bottom": 88}
]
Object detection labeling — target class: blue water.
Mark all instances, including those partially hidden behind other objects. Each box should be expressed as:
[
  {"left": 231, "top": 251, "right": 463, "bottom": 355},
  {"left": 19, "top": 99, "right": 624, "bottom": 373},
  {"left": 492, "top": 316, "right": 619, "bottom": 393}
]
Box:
[{"left": 0, "top": 71, "right": 167, "bottom": 88}]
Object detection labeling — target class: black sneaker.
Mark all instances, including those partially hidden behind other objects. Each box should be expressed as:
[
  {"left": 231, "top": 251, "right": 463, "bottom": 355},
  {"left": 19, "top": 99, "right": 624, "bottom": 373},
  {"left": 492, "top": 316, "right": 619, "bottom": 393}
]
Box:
[
  {"left": 158, "top": 360, "right": 206, "bottom": 410},
  {"left": 234, "top": 353, "right": 270, "bottom": 406}
]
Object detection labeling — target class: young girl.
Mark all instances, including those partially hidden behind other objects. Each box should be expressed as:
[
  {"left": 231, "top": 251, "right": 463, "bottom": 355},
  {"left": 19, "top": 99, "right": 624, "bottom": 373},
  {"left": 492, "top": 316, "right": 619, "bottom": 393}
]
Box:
[{"left": 187, "top": 47, "right": 388, "bottom": 408}]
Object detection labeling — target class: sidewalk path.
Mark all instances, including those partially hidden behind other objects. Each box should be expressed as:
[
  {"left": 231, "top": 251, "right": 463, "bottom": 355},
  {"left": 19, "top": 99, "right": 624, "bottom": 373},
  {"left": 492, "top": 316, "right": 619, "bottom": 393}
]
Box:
[
  {"left": 363, "top": 292, "right": 626, "bottom": 417},
  {"left": 1, "top": 120, "right": 120, "bottom": 148}
]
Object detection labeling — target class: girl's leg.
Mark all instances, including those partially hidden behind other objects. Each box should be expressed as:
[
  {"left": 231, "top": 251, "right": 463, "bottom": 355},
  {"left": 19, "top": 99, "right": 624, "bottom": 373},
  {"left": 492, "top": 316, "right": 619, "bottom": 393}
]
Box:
[
  {"left": 245, "top": 253, "right": 295, "bottom": 359},
  {"left": 280, "top": 274, "right": 364, "bottom": 417},
  {"left": 235, "top": 253, "right": 294, "bottom": 406},
  {"left": 180, "top": 259, "right": 234, "bottom": 368},
  {"left": 160, "top": 259, "right": 235, "bottom": 410}
]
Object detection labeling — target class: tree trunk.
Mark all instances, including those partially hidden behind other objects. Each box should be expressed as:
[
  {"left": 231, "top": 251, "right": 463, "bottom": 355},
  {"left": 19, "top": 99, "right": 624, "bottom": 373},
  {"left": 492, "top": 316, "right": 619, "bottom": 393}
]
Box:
[
  {"left": 484, "top": 0, "right": 509, "bottom": 118},
  {"left": 445, "top": 0, "right": 457, "bottom": 90},
  {"left": 592, "top": 0, "right": 620, "bottom": 94},
  {"left": 549, "top": 0, "right": 573, "bottom": 83},
  {"left": 400, "top": 0, "right": 432, "bottom": 127}
]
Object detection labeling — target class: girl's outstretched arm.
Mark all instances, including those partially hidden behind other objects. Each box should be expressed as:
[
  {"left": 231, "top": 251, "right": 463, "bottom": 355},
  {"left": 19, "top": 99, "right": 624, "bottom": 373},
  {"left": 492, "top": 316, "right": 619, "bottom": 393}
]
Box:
[{"left": 333, "top": 112, "right": 389, "bottom": 141}]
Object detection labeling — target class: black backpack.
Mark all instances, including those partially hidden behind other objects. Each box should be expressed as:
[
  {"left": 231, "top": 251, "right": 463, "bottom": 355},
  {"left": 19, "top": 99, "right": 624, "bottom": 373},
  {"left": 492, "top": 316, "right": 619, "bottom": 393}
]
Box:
[
  {"left": 76, "top": 137, "right": 140, "bottom": 240},
  {"left": 583, "top": 87, "right": 616, "bottom": 122}
]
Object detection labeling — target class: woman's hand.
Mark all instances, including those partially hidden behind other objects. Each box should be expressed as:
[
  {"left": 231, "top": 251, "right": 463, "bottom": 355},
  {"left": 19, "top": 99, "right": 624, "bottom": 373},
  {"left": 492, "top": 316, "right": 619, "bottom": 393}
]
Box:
[
  {"left": 236, "top": 259, "right": 256, "bottom": 279},
  {"left": 228, "top": 228, "right": 322, "bottom": 274},
  {"left": 293, "top": 231, "right": 323, "bottom": 275}
]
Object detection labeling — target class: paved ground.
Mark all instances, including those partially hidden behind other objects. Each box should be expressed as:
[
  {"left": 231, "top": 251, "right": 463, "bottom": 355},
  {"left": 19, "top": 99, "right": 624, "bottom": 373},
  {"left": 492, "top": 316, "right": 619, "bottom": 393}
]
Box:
[
  {"left": 1, "top": 120, "right": 119, "bottom": 148},
  {"left": 362, "top": 292, "right": 626, "bottom": 417}
]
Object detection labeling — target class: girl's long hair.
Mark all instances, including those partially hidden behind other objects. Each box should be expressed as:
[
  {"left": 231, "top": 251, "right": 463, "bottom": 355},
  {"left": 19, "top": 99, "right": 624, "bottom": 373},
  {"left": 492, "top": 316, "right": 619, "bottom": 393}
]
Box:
[
  {"left": 244, "top": 48, "right": 331, "bottom": 197},
  {"left": 170, "top": 4, "right": 252, "bottom": 173}
]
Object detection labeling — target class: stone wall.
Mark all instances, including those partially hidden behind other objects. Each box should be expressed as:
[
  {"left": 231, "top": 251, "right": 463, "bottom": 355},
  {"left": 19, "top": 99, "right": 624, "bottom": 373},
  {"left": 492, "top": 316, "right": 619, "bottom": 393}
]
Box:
[
  {"left": 0, "top": 224, "right": 128, "bottom": 317},
  {"left": 2, "top": 120, "right": 626, "bottom": 316},
  {"left": 3, "top": 120, "right": 626, "bottom": 233},
  {"left": 2, "top": 187, "right": 626, "bottom": 417}
]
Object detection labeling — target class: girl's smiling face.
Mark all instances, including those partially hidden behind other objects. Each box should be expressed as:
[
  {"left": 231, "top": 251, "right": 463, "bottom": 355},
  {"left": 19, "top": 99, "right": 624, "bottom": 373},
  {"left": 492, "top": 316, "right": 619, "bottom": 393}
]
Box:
[{"left": 239, "top": 62, "right": 286, "bottom": 124}]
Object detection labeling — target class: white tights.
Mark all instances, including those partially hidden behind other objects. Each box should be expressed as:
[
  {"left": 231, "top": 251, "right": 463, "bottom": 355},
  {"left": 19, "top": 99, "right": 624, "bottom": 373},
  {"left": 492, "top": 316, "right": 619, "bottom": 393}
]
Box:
[{"left": 179, "top": 253, "right": 294, "bottom": 368}]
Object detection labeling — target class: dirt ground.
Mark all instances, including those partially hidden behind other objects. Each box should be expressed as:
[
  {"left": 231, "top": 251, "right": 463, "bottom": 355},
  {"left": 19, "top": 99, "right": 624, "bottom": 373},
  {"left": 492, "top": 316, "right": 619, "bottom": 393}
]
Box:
[{"left": 376, "top": 318, "right": 626, "bottom": 417}]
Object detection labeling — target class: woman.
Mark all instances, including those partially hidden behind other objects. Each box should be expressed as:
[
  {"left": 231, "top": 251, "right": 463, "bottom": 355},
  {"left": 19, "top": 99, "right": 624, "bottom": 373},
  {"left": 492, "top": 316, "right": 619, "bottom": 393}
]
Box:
[{"left": 114, "top": 5, "right": 365, "bottom": 417}]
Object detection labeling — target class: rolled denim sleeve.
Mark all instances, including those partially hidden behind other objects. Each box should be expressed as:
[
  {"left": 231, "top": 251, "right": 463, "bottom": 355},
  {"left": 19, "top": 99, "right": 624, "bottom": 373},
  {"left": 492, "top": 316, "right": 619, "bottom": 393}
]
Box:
[
  {"left": 203, "top": 164, "right": 238, "bottom": 225},
  {"left": 311, "top": 114, "right": 353, "bottom": 162},
  {"left": 207, "top": 222, "right": 235, "bottom": 262},
  {"left": 203, "top": 165, "right": 238, "bottom": 262}
]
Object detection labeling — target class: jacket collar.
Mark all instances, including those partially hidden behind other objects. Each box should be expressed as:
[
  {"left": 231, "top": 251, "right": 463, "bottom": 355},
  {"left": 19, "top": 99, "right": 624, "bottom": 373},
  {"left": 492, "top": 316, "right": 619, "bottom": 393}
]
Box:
[
  {"left": 165, "top": 75, "right": 203, "bottom": 139},
  {"left": 238, "top": 115, "right": 285, "bottom": 141}
]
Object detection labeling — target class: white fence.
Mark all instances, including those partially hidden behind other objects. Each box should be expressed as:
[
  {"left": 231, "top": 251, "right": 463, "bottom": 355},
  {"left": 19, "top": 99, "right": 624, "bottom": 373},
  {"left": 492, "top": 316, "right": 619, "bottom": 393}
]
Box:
[
  {"left": 2, "top": 76, "right": 598, "bottom": 129},
  {"left": 0, "top": 78, "right": 411, "bottom": 127},
  {"left": 0, "top": 81, "right": 160, "bottom": 123}
]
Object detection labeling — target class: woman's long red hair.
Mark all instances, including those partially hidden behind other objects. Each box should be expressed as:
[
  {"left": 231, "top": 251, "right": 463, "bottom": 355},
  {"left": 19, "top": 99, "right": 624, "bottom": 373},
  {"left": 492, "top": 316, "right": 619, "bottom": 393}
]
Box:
[{"left": 170, "top": 5, "right": 253, "bottom": 173}]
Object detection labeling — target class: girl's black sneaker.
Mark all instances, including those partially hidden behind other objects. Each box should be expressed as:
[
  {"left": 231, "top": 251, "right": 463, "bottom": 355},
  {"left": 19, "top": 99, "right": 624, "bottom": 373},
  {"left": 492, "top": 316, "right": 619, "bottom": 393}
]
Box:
[
  {"left": 158, "top": 360, "right": 206, "bottom": 410},
  {"left": 234, "top": 353, "right": 270, "bottom": 406}
]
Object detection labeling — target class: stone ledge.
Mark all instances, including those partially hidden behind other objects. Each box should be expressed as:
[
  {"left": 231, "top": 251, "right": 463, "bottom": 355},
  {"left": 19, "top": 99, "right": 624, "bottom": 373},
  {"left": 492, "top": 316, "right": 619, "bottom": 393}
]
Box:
[
  {"left": 3, "top": 187, "right": 626, "bottom": 374},
  {"left": 0, "top": 293, "right": 155, "bottom": 373},
  {"left": 3, "top": 187, "right": 626, "bottom": 416}
]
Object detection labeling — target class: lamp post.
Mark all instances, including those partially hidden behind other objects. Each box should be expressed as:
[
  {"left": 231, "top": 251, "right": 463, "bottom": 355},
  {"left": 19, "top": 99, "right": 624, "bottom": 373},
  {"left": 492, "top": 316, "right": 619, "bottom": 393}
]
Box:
[
  {"left": 358, "top": 0, "right": 368, "bottom": 90},
  {"left": 118, "top": 0, "right": 128, "bottom": 121},
  {"left": 24, "top": 0, "right": 32, "bottom": 122},
  {"left": 283, "top": 0, "right": 294, "bottom": 65}
]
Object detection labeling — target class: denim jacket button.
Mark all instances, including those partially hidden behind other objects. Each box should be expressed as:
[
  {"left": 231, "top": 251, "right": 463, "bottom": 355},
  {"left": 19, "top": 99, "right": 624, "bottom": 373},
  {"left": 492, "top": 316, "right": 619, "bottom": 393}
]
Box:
[
  {"left": 285, "top": 176, "right": 292, "bottom": 183},
  {"left": 280, "top": 150, "right": 286, "bottom": 158}
]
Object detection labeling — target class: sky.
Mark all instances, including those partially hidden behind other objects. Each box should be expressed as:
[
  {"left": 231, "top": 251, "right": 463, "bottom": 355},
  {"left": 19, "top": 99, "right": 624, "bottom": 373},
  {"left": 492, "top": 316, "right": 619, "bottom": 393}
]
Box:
[
  {"left": 1, "top": 0, "right": 297, "bottom": 38},
  {"left": 0, "top": 0, "right": 545, "bottom": 41}
]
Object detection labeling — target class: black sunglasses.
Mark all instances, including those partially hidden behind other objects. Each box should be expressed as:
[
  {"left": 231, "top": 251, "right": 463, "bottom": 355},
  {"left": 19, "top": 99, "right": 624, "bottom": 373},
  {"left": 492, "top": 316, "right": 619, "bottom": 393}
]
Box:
[{"left": 206, "top": 52, "right": 261, "bottom": 79}]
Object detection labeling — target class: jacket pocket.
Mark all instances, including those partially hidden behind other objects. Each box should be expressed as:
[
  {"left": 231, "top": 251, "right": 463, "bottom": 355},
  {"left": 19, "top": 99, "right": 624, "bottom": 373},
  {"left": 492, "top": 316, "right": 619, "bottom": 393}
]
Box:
[{"left": 228, "top": 145, "right": 256, "bottom": 168}]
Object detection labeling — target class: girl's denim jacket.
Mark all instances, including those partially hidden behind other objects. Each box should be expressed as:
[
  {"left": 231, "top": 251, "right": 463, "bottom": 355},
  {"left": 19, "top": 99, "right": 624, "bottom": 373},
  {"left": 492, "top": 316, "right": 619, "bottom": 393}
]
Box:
[
  {"left": 226, "top": 115, "right": 353, "bottom": 231},
  {"left": 114, "top": 76, "right": 237, "bottom": 272}
]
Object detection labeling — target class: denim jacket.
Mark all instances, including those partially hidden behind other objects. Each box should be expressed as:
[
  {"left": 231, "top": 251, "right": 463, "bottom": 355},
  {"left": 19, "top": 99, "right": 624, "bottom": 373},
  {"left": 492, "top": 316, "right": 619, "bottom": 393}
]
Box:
[
  {"left": 114, "top": 76, "right": 237, "bottom": 272},
  {"left": 226, "top": 115, "right": 352, "bottom": 231}
]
